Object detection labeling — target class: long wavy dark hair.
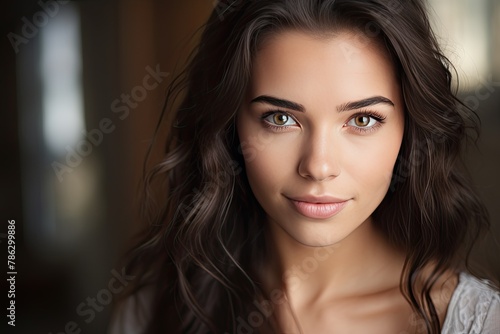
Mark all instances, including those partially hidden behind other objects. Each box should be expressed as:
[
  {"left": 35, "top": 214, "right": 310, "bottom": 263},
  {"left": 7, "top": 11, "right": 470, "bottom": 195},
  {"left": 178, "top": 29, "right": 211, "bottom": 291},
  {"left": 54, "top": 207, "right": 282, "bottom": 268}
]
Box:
[{"left": 113, "top": 0, "right": 491, "bottom": 333}]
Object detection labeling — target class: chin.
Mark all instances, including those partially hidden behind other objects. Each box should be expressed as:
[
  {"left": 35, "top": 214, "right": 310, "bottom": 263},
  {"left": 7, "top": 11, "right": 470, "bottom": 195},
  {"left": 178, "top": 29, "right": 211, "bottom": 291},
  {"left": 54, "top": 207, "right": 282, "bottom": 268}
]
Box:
[{"left": 279, "top": 223, "right": 345, "bottom": 247}]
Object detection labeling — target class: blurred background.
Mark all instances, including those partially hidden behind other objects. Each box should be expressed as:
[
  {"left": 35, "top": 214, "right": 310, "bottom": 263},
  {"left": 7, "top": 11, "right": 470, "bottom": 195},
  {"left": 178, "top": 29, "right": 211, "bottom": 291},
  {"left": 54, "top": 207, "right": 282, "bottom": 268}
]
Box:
[{"left": 1, "top": 0, "right": 499, "bottom": 333}]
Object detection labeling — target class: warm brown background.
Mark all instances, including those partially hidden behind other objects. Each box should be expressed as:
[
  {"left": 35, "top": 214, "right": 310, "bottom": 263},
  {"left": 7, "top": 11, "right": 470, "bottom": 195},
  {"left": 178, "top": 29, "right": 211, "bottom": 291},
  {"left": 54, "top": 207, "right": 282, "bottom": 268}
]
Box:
[{"left": 1, "top": 0, "right": 499, "bottom": 333}]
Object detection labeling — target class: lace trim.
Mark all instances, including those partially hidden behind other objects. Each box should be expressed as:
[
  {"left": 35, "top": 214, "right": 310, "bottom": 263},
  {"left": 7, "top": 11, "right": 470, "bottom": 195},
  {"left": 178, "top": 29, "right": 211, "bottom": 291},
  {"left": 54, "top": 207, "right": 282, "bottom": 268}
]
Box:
[{"left": 441, "top": 272, "right": 499, "bottom": 333}]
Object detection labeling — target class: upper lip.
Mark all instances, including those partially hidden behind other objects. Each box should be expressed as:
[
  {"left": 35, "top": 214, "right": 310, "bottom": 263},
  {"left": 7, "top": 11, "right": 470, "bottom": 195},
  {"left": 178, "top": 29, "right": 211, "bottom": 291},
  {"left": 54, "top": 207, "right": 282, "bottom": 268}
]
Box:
[{"left": 286, "top": 194, "right": 349, "bottom": 204}]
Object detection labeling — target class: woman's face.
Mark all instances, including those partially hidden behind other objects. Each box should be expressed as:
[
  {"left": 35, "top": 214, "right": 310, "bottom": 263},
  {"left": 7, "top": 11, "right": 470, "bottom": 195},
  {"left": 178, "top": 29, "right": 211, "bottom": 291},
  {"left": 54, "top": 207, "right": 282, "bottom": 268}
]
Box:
[{"left": 237, "top": 30, "right": 404, "bottom": 246}]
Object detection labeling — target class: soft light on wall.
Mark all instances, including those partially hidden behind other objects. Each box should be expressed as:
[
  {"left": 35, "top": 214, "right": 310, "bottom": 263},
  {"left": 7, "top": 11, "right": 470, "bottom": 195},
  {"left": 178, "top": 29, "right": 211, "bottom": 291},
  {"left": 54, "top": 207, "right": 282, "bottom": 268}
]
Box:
[
  {"left": 40, "top": 4, "right": 84, "bottom": 155},
  {"left": 429, "top": 0, "right": 491, "bottom": 90}
]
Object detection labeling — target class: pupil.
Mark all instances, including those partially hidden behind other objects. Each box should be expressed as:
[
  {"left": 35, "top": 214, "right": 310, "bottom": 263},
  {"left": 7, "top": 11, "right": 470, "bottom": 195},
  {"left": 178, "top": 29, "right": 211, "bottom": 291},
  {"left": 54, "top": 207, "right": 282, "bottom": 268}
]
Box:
[
  {"left": 356, "top": 116, "right": 369, "bottom": 126},
  {"left": 275, "top": 114, "right": 288, "bottom": 124}
]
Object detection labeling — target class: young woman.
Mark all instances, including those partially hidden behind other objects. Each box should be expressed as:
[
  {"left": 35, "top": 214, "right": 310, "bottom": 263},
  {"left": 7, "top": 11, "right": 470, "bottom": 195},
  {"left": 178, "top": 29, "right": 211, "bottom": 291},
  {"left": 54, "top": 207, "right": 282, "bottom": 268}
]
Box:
[{"left": 111, "top": 0, "right": 500, "bottom": 333}]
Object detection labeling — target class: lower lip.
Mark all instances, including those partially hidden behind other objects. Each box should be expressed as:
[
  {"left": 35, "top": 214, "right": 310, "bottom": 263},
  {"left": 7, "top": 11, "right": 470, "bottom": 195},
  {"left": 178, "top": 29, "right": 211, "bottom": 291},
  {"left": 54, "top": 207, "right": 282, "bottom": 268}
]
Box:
[{"left": 289, "top": 199, "right": 349, "bottom": 219}]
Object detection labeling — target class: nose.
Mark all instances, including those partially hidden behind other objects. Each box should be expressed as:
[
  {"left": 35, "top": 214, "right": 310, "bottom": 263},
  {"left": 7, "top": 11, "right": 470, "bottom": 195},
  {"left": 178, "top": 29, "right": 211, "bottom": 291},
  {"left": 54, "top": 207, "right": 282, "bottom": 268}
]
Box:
[{"left": 298, "top": 130, "right": 341, "bottom": 181}]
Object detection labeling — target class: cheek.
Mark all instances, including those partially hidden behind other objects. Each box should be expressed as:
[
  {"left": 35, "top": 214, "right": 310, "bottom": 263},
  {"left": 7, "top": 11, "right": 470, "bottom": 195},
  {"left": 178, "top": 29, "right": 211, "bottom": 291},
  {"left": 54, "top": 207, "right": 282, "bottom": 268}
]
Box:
[
  {"left": 343, "top": 132, "right": 403, "bottom": 192},
  {"left": 237, "top": 116, "right": 274, "bottom": 163},
  {"left": 237, "top": 118, "right": 280, "bottom": 196},
  {"left": 237, "top": 112, "right": 298, "bottom": 179},
  {"left": 241, "top": 136, "right": 288, "bottom": 197}
]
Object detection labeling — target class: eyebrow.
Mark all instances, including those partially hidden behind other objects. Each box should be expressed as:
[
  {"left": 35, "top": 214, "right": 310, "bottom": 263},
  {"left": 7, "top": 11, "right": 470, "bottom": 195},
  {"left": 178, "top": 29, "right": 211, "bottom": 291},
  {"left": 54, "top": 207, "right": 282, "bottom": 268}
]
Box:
[
  {"left": 250, "top": 95, "right": 394, "bottom": 113},
  {"left": 250, "top": 95, "right": 305, "bottom": 112},
  {"left": 337, "top": 96, "right": 394, "bottom": 112}
]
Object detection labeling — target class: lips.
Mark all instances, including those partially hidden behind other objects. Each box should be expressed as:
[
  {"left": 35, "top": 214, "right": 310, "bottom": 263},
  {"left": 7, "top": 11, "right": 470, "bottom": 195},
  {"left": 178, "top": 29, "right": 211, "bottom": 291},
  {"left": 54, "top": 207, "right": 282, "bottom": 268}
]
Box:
[{"left": 286, "top": 195, "right": 349, "bottom": 219}]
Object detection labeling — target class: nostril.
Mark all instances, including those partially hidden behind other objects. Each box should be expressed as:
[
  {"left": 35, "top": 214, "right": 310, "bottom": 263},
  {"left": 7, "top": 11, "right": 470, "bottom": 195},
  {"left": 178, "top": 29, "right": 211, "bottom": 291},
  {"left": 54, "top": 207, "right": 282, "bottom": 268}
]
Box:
[
  {"left": 297, "top": 132, "right": 341, "bottom": 181},
  {"left": 297, "top": 160, "right": 340, "bottom": 182}
]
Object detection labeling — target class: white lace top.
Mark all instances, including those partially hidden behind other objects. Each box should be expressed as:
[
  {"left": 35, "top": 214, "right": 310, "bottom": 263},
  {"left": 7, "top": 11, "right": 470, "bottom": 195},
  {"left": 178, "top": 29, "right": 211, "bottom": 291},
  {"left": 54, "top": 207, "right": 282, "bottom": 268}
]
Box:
[{"left": 441, "top": 272, "right": 500, "bottom": 333}]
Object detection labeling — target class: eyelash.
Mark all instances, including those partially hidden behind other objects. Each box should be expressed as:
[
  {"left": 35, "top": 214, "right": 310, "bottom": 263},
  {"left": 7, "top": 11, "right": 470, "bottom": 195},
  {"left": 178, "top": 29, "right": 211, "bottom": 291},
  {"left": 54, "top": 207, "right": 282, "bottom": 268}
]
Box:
[
  {"left": 346, "top": 110, "right": 387, "bottom": 134},
  {"left": 260, "top": 110, "right": 298, "bottom": 132},
  {"left": 260, "top": 109, "right": 387, "bottom": 133}
]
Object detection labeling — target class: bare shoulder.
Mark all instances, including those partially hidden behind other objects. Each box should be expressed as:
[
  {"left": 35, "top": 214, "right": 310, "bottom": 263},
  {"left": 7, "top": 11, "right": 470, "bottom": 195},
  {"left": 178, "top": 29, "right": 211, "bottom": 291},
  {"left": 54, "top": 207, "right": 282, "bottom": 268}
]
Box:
[{"left": 430, "top": 269, "right": 460, "bottom": 316}]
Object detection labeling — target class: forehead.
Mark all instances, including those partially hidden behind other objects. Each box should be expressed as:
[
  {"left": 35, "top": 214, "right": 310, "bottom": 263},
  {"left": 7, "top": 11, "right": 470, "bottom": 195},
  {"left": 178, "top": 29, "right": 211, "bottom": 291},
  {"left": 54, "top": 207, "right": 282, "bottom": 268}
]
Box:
[{"left": 249, "top": 30, "right": 400, "bottom": 105}]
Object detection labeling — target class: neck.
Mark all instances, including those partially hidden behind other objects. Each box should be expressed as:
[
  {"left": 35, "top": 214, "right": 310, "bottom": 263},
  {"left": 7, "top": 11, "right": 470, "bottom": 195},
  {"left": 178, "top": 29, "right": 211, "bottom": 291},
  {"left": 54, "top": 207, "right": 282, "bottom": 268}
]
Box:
[{"left": 262, "top": 217, "right": 406, "bottom": 307}]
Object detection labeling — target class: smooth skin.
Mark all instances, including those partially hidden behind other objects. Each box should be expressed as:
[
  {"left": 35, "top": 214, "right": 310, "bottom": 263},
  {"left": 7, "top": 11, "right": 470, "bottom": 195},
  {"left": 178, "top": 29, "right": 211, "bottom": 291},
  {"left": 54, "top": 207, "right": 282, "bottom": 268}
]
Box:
[{"left": 237, "top": 31, "right": 457, "bottom": 333}]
